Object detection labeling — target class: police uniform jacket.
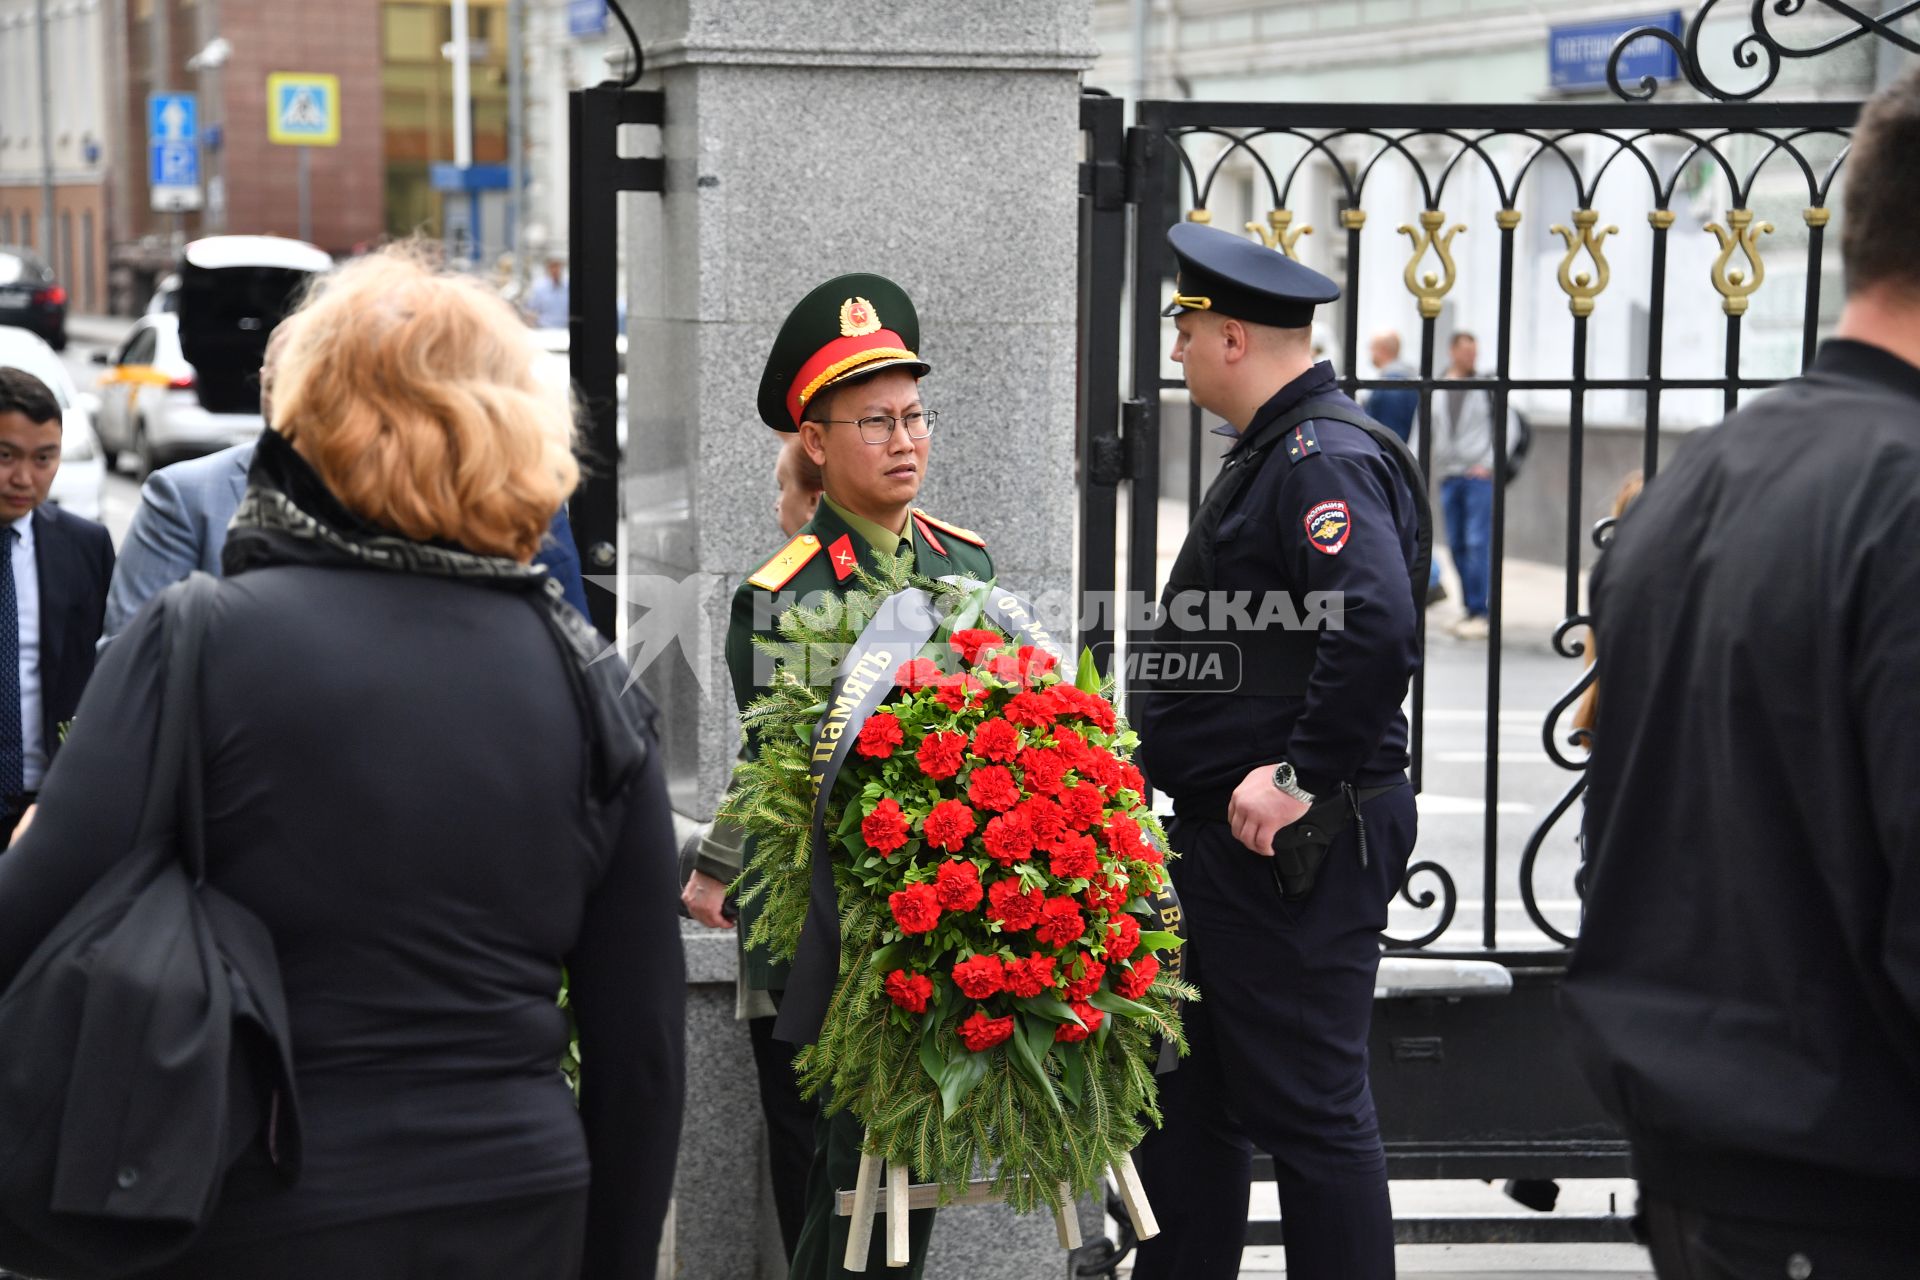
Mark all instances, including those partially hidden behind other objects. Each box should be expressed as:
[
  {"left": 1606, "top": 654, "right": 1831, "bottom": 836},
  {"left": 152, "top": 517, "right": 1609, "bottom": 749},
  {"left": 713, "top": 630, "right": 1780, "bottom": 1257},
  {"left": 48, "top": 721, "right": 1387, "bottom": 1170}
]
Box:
[
  {"left": 725, "top": 497, "right": 993, "bottom": 992},
  {"left": 1564, "top": 338, "right": 1920, "bottom": 1228},
  {"left": 1137, "top": 361, "right": 1422, "bottom": 805}
]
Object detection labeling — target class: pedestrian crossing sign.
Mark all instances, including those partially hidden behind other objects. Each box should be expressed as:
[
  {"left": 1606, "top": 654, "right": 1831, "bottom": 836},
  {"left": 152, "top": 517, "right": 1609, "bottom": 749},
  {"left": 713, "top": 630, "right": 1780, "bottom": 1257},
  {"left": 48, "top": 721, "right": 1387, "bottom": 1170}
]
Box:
[{"left": 267, "top": 72, "right": 339, "bottom": 146}]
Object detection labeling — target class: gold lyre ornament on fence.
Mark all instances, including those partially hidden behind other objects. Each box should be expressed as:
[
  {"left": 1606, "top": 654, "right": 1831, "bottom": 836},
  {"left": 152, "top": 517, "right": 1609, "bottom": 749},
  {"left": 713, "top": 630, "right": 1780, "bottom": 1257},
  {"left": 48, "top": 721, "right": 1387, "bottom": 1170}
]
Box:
[
  {"left": 1186, "top": 208, "right": 1213, "bottom": 224},
  {"left": 1398, "top": 209, "right": 1465, "bottom": 320},
  {"left": 1706, "top": 208, "right": 1774, "bottom": 317},
  {"left": 1247, "top": 209, "right": 1312, "bottom": 260},
  {"left": 1550, "top": 209, "right": 1619, "bottom": 318}
]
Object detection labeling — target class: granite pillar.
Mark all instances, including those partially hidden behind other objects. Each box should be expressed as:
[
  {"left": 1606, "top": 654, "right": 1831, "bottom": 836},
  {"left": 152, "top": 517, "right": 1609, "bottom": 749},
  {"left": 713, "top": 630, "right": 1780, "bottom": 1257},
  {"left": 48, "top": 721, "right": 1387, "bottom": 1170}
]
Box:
[{"left": 622, "top": 3, "right": 1102, "bottom": 1277}]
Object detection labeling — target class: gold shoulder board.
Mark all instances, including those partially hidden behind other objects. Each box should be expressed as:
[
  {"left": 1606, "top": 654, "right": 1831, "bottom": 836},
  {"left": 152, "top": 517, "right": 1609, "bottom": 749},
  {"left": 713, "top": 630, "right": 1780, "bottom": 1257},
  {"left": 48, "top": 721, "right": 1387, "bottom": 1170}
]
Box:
[
  {"left": 913, "top": 510, "right": 987, "bottom": 548},
  {"left": 748, "top": 534, "right": 822, "bottom": 590}
]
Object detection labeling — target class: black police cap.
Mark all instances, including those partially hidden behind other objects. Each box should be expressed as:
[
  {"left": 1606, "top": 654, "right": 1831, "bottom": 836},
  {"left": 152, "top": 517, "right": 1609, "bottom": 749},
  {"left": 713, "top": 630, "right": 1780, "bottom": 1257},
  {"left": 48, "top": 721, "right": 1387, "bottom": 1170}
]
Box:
[{"left": 1163, "top": 221, "right": 1340, "bottom": 329}]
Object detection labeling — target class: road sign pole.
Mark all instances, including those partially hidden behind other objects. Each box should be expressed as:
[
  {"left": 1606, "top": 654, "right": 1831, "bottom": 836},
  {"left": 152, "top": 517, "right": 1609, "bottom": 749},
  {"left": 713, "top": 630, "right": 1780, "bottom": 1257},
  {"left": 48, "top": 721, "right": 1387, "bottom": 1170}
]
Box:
[{"left": 298, "top": 147, "right": 312, "bottom": 243}]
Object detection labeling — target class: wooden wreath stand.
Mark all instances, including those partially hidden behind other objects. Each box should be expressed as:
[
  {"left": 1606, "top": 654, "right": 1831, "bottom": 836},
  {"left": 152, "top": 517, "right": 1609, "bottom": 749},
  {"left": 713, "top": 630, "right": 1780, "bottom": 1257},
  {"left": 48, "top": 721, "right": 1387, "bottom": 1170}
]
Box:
[{"left": 834, "top": 1139, "right": 1158, "bottom": 1271}]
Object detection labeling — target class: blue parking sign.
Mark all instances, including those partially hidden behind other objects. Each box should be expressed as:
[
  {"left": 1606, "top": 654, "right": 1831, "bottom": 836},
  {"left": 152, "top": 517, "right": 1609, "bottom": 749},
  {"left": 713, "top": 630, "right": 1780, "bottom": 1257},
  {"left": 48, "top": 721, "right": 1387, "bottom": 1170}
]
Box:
[
  {"left": 151, "top": 141, "right": 199, "bottom": 187},
  {"left": 148, "top": 92, "right": 202, "bottom": 211}
]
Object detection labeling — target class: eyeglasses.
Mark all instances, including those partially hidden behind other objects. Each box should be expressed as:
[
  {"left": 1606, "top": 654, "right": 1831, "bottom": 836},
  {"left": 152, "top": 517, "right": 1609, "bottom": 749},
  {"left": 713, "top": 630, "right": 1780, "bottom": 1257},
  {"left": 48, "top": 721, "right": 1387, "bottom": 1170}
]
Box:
[{"left": 812, "top": 409, "right": 938, "bottom": 445}]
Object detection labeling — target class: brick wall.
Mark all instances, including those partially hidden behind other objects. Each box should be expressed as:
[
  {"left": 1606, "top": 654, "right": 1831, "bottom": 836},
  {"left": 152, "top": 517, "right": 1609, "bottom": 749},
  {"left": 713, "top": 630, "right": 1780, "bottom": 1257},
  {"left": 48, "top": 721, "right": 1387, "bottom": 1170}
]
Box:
[{"left": 216, "top": 0, "right": 384, "bottom": 253}]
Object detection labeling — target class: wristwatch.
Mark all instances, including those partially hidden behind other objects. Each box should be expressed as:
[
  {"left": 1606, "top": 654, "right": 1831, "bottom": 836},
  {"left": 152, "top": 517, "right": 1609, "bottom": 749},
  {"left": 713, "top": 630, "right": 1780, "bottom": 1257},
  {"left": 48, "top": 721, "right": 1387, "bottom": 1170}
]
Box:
[{"left": 1271, "top": 762, "right": 1316, "bottom": 806}]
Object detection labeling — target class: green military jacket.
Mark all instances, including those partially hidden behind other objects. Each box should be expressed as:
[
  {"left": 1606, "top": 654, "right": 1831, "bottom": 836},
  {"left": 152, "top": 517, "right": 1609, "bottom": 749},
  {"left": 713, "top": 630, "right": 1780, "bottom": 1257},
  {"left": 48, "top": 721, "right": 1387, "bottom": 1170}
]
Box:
[{"left": 722, "top": 497, "right": 995, "bottom": 993}]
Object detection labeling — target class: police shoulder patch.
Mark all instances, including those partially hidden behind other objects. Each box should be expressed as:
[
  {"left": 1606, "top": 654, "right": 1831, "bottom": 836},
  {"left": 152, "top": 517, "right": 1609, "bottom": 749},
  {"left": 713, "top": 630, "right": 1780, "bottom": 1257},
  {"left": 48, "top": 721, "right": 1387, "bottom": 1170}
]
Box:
[
  {"left": 747, "top": 534, "right": 822, "bottom": 590},
  {"left": 1284, "top": 423, "right": 1323, "bottom": 466},
  {"left": 912, "top": 509, "right": 987, "bottom": 547},
  {"left": 1304, "top": 499, "right": 1351, "bottom": 555}
]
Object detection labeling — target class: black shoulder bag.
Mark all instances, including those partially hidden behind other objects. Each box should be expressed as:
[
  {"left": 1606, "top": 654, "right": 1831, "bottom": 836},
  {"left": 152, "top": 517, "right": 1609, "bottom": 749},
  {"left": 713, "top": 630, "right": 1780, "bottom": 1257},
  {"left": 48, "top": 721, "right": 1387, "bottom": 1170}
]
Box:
[{"left": 0, "top": 574, "right": 302, "bottom": 1279}]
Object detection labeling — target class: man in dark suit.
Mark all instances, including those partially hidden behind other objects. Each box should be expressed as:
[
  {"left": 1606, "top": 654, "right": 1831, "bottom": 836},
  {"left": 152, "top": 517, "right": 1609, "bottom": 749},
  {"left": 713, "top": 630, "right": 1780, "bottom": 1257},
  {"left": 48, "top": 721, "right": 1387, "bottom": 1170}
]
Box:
[{"left": 0, "top": 368, "right": 114, "bottom": 845}]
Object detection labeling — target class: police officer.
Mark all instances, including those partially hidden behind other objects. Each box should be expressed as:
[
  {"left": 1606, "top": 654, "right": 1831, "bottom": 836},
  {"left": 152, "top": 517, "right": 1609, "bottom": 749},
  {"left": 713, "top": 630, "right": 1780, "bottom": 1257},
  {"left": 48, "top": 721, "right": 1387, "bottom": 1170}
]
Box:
[
  {"left": 725, "top": 273, "right": 993, "bottom": 1280},
  {"left": 1132, "top": 223, "right": 1427, "bottom": 1280}
]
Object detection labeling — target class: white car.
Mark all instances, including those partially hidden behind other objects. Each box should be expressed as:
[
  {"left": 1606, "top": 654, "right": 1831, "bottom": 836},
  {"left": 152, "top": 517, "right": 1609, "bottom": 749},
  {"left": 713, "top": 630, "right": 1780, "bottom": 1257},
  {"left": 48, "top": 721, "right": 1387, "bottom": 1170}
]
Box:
[
  {"left": 94, "top": 235, "right": 330, "bottom": 473},
  {"left": 0, "top": 327, "right": 106, "bottom": 521}
]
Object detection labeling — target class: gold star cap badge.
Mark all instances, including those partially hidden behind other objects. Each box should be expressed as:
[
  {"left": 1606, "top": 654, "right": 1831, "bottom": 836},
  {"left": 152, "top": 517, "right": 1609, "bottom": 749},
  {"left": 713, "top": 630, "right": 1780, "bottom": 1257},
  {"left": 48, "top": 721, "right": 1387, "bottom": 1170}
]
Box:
[{"left": 840, "top": 297, "right": 882, "bottom": 337}]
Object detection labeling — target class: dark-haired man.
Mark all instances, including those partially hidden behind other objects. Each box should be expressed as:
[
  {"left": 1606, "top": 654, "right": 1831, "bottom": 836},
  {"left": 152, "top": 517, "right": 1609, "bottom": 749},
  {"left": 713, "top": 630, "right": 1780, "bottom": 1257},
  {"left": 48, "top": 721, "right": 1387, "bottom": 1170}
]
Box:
[
  {"left": 0, "top": 367, "right": 113, "bottom": 845},
  {"left": 1131, "top": 223, "right": 1428, "bottom": 1280},
  {"left": 727, "top": 274, "right": 993, "bottom": 1280},
  {"left": 1565, "top": 65, "right": 1920, "bottom": 1279}
]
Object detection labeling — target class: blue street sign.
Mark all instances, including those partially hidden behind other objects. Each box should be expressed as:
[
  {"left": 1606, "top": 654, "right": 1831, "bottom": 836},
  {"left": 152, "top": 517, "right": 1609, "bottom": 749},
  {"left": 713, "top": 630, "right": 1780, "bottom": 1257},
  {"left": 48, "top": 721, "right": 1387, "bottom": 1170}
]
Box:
[
  {"left": 430, "top": 162, "right": 512, "bottom": 192},
  {"left": 151, "top": 141, "right": 199, "bottom": 188},
  {"left": 1549, "top": 11, "right": 1683, "bottom": 93},
  {"left": 147, "top": 92, "right": 203, "bottom": 211},
  {"left": 148, "top": 93, "right": 197, "bottom": 145},
  {"left": 568, "top": 0, "right": 606, "bottom": 38}
]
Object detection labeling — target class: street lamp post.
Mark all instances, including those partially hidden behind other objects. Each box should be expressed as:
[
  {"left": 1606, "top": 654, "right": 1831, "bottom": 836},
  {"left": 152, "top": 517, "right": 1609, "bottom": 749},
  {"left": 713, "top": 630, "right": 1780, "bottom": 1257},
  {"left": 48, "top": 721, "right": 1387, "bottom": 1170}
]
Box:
[{"left": 36, "top": 0, "right": 56, "bottom": 265}]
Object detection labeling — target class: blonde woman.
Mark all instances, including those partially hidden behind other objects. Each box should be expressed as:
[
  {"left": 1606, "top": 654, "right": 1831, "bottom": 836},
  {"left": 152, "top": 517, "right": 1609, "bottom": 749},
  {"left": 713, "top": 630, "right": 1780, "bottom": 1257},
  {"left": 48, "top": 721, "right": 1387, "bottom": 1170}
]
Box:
[{"left": 0, "top": 246, "right": 684, "bottom": 1277}]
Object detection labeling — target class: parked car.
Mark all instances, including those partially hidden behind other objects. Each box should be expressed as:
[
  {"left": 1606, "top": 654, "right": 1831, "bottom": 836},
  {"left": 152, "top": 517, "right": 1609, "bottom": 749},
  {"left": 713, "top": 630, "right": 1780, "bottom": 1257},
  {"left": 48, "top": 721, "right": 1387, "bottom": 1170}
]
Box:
[
  {"left": 92, "top": 235, "right": 329, "bottom": 472},
  {"left": 0, "top": 327, "right": 106, "bottom": 521},
  {"left": 0, "top": 246, "right": 68, "bottom": 351}
]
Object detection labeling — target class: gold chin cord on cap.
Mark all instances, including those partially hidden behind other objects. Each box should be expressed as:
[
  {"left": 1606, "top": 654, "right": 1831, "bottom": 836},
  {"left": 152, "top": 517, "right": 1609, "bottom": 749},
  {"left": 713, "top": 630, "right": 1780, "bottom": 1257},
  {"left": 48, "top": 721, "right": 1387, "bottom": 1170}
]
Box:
[{"left": 1170, "top": 293, "right": 1212, "bottom": 311}]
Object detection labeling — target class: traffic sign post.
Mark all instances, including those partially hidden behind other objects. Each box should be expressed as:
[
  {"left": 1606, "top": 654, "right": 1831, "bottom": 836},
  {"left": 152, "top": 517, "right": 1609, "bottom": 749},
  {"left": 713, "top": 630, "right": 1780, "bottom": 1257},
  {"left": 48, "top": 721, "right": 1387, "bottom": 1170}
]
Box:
[
  {"left": 266, "top": 72, "right": 339, "bottom": 245},
  {"left": 148, "top": 91, "right": 203, "bottom": 213}
]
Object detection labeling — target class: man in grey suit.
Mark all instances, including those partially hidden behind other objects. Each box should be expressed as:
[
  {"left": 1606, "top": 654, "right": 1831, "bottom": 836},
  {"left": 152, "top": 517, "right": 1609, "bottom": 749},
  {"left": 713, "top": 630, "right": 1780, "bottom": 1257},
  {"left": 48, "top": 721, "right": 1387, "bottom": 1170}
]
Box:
[{"left": 103, "top": 328, "right": 593, "bottom": 643}]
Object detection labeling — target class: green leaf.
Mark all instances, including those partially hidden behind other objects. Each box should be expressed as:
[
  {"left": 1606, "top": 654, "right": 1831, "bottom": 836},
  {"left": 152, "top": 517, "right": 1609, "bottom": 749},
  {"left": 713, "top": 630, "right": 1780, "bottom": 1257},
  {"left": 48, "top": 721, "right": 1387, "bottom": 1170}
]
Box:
[
  {"left": 1075, "top": 646, "right": 1103, "bottom": 694},
  {"left": 938, "top": 1049, "right": 989, "bottom": 1117},
  {"left": 1015, "top": 993, "right": 1085, "bottom": 1026},
  {"left": 870, "top": 942, "right": 907, "bottom": 974},
  {"left": 1057, "top": 1038, "right": 1086, "bottom": 1107},
  {"left": 1136, "top": 930, "right": 1186, "bottom": 954},
  {"left": 841, "top": 831, "right": 868, "bottom": 861},
  {"left": 1088, "top": 988, "right": 1154, "bottom": 1020},
  {"left": 1007, "top": 1015, "right": 1065, "bottom": 1116},
  {"left": 919, "top": 1018, "right": 946, "bottom": 1087}
]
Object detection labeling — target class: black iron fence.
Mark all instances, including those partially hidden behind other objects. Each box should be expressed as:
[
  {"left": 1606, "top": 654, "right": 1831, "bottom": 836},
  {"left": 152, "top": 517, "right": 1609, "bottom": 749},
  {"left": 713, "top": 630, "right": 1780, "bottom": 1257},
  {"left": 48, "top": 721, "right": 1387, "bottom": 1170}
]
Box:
[{"left": 1079, "top": 95, "right": 1859, "bottom": 956}]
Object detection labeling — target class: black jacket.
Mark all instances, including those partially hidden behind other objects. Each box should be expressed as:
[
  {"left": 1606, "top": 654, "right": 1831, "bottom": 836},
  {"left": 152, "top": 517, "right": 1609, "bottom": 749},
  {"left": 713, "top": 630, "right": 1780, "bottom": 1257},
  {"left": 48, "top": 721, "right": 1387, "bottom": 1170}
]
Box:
[
  {"left": 31, "top": 501, "right": 114, "bottom": 764},
  {"left": 0, "top": 435, "right": 685, "bottom": 1272},
  {"left": 1564, "top": 340, "right": 1920, "bottom": 1226}
]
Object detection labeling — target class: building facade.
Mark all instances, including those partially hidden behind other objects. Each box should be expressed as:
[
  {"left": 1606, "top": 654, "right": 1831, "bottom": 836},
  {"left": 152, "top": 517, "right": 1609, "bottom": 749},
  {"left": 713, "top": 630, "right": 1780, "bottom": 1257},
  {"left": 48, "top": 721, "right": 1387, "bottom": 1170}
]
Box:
[{"left": 0, "top": 0, "right": 114, "bottom": 314}]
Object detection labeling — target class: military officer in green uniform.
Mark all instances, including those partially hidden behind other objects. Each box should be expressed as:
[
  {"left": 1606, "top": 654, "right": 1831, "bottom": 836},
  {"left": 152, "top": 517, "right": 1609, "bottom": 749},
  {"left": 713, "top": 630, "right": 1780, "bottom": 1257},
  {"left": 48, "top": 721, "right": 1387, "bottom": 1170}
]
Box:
[{"left": 724, "top": 273, "right": 993, "bottom": 1280}]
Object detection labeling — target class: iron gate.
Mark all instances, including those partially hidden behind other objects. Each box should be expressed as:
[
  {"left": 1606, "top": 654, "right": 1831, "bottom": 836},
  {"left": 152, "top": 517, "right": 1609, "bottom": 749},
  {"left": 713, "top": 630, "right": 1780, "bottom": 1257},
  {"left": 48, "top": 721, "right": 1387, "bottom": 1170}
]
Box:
[{"left": 1074, "top": 77, "right": 1861, "bottom": 1249}]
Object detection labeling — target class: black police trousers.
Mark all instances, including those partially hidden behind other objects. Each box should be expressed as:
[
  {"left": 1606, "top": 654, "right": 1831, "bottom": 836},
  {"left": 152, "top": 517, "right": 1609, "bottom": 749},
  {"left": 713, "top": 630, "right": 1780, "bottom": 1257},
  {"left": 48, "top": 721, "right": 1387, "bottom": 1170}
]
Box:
[{"left": 1133, "top": 784, "right": 1415, "bottom": 1280}]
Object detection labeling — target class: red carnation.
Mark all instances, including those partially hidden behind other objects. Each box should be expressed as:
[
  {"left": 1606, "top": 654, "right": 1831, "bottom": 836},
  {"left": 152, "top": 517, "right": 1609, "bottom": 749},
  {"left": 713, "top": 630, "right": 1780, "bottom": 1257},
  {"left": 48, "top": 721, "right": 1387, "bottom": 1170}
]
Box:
[
  {"left": 862, "top": 798, "right": 911, "bottom": 857},
  {"left": 1106, "top": 912, "right": 1142, "bottom": 961},
  {"left": 1021, "top": 796, "right": 1069, "bottom": 848},
  {"left": 1115, "top": 762, "right": 1147, "bottom": 797},
  {"left": 967, "top": 764, "right": 1022, "bottom": 814},
  {"left": 1081, "top": 747, "right": 1124, "bottom": 791},
  {"left": 1019, "top": 646, "right": 1059, "bottom": 679},
  {"left": 922, "top": 799, "right": 979, "bottom": 853},
  {"left": 1049, "top": 832, "right": 1101, "bottom": 882},
  {"left": 957, "top": 1010, "right": 1016, "bottom": 1052},
  {"left": 1063, "top": 953, "right": 1107, "bottom": 1000},
  {"left": 917, "top": 730, "right": 968, "bottom": 780},
  {"left": 1116, "top": 954, "right": 1160, "bottom": 1000},
  {"left": 885, "top": 968, "right": 934, "bottom": 1013},
  {"left": 856, "top": 713, "right": 905, "bottom": 759},
  {"left": 1004, "top": 690, "right": 1060, "bottom": 730},
  {"left": 895, "top": 657, "right": 941, "bottom": 691},
  {"left": 1017, "top": 746, "right": 1070, "bottom": 797},
  {"left": 985, "top": 653, "right": 1023, "bottom": 683},
  {"left": 1061, "top": 781, "right": 1107, "bottom": 832},
  {"left": 1083, "top": 874, "right": 1131, "bottom": 914},
  {"left": 952, "top": 953, "right": 1006, "bottom": 999},
  {"left": 1051, "top": 726, "right": 1093, "bottom": 769},
  {"left": 970, "top": 718, "right": 1020, "bottom": 763},
  {"left": 935, "top": 859, "right": 984, "bottom": 911},
  {"left": 1002, "top": 953, "right": 1057, "bottom": 998},
  {"left": 1102, "top": 812, "right": 1146, "bottom": 859},
  {"left": 982, "top": 812, "right": 1036, "bottom": 866},
  {"left": 1036, "top": 897, "right": 1087, "bottom": 947},
  {"left": 888, "top": 883, "right": 943, "bottom": 935},
  {"left": 934, "top": 673, "right": 990, "bottom": 713},
  {"left": 1054, "top": 1000, "right": 1105, "bottom": 1043},
  {"left": 949, "top": 628, "right": 1005, "bottom": 665},
  {"left": 988, "top": 878, "right": 1046, "bottom": 931},
  {"left": 1052, "top": 684, "right": 1118, "bottom": 733}
]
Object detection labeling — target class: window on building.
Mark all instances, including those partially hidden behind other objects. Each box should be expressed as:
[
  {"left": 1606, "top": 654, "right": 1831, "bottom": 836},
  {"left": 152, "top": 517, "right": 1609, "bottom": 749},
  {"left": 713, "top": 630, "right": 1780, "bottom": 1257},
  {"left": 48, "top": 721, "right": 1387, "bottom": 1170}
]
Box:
[{"left": 82, "top": 211, "right": 95, "bottom": 312}]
